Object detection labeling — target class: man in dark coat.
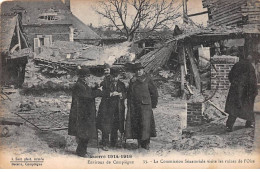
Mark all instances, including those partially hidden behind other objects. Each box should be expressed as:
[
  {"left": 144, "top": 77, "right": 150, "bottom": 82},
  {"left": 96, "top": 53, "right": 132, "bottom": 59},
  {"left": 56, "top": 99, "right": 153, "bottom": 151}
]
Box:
[
  {"left": 97, "top": 68, "right": 126, "bottom": 151},
  {"left": 125, "top": 63, "right": 158, "bottom": 150},
  {"left": 68, "top": 68, "right": 102, "bottom": 157},
  {"left": 225, "top": 54, "right": 258, "bottom": 132}
]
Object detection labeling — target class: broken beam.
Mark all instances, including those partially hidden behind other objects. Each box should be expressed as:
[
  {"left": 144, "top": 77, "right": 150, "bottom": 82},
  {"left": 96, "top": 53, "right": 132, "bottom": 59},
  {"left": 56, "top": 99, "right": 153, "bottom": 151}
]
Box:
[
  {"left": 41, "top": 127, "right": 68, "bottom": 132},
  {"left": 186, "top": 44, "right": 201, "bottom": 91},
  {"left": 207, "top": 100, "right": 229, "bottom": 116},
  {"left": 188, "top": 11, "right": 208, "bottom": 17},
  {"left": 0, "top": 117, "right": 23, "bottom": 126}
]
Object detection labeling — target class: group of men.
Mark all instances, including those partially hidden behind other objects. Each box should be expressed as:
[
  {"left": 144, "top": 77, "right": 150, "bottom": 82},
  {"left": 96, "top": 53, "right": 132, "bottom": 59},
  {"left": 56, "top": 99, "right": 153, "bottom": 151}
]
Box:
[
  {"left": 68, "top": 63, "right": 158, "bottom": 157},
  {"left": 67, "top": 52, "right": 258, "bottom": 157}
]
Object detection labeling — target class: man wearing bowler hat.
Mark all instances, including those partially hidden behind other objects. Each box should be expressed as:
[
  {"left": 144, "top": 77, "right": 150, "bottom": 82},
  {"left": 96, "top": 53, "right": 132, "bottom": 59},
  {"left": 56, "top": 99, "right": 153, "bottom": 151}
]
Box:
[
  {"left": 97, "top": 68, "right": 126, "bottom": 151},
  {"left": 68, "top": 67, "right": 102, "bottom": 157},
  {"left": 125, "top": 63, "right": 158, "bottom": 150}
]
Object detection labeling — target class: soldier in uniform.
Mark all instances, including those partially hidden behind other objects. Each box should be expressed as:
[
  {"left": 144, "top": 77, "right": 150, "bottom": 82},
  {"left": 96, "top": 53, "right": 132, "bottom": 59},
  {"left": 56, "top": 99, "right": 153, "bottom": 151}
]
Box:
[
  {"left": 125, "top": 63, "right": 158, "bottom": 150},
  {"left": 68, "top": 68, "right": 102, "bottom": 157},
  {"left": 97, "top": 68, "right": 126, "bottom": 151}
]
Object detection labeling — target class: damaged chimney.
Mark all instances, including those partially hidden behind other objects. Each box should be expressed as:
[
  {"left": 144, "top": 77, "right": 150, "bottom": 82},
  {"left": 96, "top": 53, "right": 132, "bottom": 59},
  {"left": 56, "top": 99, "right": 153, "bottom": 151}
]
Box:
[{"left": 62, "top": 0, "right": 70, "bottom": 10}]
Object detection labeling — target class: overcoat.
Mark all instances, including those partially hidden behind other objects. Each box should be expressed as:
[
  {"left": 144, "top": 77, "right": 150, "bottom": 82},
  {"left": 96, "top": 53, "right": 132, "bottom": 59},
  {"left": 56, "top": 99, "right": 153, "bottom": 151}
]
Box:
[
  {"left": 125, "top": 74, "right": 158, "bottom": 140},
  {"left": 68, "top": 78, "right": 102, "bottom": 139},
  {"left": 97, "top": 76, "right": 126, "bottom": 134},
  {"left": 225, "top": 59, "right": 258, "bottom": 121}
]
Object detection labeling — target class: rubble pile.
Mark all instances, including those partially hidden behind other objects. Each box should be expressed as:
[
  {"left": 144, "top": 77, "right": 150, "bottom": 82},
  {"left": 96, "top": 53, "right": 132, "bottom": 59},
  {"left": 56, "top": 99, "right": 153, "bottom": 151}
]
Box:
[
  {"left": 186, "top": 86, "right": 205, "bottom": 103},
  {"left": 16, "top": 94, "right": 72, "bottom": 130},
  {"left": 23, "top": 60, "right": 104, "bottom": 92},
  {"left": 172, "top": 135, "right": 226, "bottom": 150},
  {"left": 203, "top": 90, "right": 229, "bottom": 121},
  {"left": 153, "top": 69, "right": 181, "bottom": 97},
  {"left": 36, "top": 41, "right": 132, "bottom": 67}
]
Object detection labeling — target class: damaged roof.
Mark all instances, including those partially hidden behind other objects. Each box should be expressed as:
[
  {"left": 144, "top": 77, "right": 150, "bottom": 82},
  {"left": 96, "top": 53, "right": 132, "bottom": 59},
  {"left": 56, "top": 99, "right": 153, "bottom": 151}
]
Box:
[
  {"left": 1, "top": 0, "right": 72, "bottom": 25},
  {"left": 1, "top": 0, "right": 101, "bottom": 40},
  {"left": 167, "top": 25, "right": 260, "bottom": 44},
  {"left": 1, "top": 15, "right": 18, "bottom": 52}
]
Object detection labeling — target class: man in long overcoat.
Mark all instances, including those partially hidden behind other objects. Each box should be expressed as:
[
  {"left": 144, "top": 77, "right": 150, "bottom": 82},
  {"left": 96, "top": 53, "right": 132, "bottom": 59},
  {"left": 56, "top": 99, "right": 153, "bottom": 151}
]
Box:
[
  {"left": 125, "top": 63, "right": 158, "bottom": 150},
  {"left": 225, "top": 54, "right": 258, "bottom": 132},
  {"left": 68, "top": 68, "right": 102, "bottom": 157},
  {"left": 97, "top": 69, "right": 126, "bottom": 150}
]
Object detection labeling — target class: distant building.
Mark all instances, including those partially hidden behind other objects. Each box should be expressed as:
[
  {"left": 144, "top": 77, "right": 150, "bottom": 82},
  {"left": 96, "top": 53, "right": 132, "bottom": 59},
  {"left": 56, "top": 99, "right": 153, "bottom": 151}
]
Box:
[{"left": 1, "top": 0, "right": 101, "bottom": 52}]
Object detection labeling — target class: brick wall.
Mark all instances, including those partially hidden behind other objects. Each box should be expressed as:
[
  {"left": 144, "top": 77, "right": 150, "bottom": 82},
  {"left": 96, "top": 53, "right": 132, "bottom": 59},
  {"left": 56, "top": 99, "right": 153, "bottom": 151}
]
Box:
[
  {"left": 187, "top": 102, "right": 205, "bottom": 126},
  {"left": 211, "top": 55, "right": 239, "bottom": 90}
]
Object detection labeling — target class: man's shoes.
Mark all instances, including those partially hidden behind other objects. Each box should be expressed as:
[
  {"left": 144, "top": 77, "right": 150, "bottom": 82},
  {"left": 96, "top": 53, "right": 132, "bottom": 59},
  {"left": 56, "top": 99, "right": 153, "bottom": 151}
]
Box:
[
  {"left": 245, "top": 124, "right": 254, "bottom": 128},
  {"left": 144, "top": 144, "right": 150, "bottom": 150},
  {"left": 76, "top": 151, "right": 86, "bottom": 157},
  {"left": 102, "top": 146, "right": 109, "bottom": 151},
  {"left": 226, "top": 126, "right": 233, "bottom": 132},
  {"left": 141, "top": 143, "right": 150, "bottom": 150},
  {"left": 76, "top": 147, "right": 87, "bottom": 157},
  {"left": 245, "top": 121, "right": 254, "bottom": 128}
]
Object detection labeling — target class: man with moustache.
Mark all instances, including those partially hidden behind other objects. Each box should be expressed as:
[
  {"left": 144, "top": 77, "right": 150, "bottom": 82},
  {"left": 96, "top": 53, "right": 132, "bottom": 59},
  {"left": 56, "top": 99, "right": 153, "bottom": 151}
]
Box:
[{"left": 68, "top": 67, "right": 102, "bottom": 157}]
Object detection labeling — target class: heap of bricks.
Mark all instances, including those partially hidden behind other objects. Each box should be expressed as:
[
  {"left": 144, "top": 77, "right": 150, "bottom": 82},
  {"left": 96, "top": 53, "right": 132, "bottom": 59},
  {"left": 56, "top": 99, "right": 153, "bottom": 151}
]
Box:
[
  {"left": 187, "top": 102, "right": 205, "bottom": 126},
  {"left": 210, "top": 55, "right": 239, "bottom": 90}
]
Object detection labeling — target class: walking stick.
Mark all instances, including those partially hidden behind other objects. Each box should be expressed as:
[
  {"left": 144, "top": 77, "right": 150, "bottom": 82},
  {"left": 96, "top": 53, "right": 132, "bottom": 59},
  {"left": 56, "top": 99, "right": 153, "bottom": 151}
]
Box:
[{"left": 97, "top": 127, "right": 100, "bottom": 153}]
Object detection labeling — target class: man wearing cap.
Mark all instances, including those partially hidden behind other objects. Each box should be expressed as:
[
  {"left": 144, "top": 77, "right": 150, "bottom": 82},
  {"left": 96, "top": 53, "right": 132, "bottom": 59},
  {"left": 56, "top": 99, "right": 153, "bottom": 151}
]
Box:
[
  {"left": 97, "top": 68, "right": 126, "bottom": 151},
  {"left": 125, "top": 63, "right": 158, "bottom": 150},
  {"left": 68, "top": 68, "right": 102, "bottom": 157}
]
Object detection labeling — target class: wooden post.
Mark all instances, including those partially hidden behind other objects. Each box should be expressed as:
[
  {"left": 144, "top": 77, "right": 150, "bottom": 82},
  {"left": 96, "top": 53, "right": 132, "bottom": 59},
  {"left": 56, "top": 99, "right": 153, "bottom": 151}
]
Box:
[
  {"left": 16, "top": 18, "right": 21, "bottom": 50},
  {"left": 178, "top": 44, "right": 185, "bottom": 96},
  {"left": 183, "top": 48, "right": 187, "bottom": 75},
  {"left": 181, "top": 65, "right": 185, "bottom": 97},
  {"left": 183, "top": 0, "right": 188, "bottom": 24},
  {"left": 186, "top": 43, "right": 201, "bottom": 91}
]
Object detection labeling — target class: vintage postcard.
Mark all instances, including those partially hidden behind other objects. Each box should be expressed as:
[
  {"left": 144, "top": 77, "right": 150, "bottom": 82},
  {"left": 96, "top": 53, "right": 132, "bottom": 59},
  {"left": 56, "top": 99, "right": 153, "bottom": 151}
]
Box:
[{"left": 0, "top": 0, "right": 260, "bottom": 169}]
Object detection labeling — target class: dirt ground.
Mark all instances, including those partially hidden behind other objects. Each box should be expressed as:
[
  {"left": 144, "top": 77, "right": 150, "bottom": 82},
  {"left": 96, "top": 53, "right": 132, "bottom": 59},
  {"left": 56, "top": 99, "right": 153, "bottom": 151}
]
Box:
[{"left": 0, "top": 83, "right": 257, "bottom": 159}]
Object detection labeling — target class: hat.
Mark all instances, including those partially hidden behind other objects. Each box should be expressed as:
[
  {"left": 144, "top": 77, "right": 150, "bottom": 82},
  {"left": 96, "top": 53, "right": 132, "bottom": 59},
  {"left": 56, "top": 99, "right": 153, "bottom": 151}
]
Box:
[
  {"left": 77, "top": 68, "right": 91, "bottom": 77},
  {"left": 104, "top": 63, "right": 111, "bottom": 69},
  {"left": 133, "top": 63, "right": 144, "bottom": 71},
  {"left": 110, "top": 68, "right": 120, "bottom": 77}
]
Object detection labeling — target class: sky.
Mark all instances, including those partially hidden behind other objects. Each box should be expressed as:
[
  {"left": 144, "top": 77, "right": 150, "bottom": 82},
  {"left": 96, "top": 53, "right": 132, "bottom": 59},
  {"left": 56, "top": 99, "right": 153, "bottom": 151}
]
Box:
[
  {"left": 0, "top": 0, "right": 208, "bottom": 27},
  {"left": 70, "top": 0, "right": 208, "bottom": 28}
]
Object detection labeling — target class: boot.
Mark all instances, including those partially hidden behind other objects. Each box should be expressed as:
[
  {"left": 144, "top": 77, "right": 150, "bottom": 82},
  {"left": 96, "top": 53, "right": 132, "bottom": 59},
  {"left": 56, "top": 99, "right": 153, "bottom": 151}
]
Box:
[
  {"left": 226, "top": 126, "right": 233, "bottom": 132},
  {"left": 245, "top": 121, "right": 254, "bottom": 128}
]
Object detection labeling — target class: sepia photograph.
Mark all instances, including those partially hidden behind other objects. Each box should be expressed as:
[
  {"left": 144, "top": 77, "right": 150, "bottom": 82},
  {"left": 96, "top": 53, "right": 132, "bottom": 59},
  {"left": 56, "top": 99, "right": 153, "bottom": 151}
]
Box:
[{"left": 0, "top": 0, "right": 259, "bottom": 169}]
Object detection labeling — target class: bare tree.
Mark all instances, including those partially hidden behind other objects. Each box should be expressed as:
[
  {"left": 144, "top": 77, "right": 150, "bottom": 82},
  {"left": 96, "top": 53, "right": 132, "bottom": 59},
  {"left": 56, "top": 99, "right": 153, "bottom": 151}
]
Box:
[{"left": 96, "top": 0, "right": 182, "bottom": 41}]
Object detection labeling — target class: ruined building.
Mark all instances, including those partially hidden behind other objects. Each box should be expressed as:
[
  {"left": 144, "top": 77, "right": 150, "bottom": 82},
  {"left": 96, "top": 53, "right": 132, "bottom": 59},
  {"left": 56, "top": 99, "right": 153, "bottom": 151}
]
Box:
[{"left": 1, "top": 0, "right": 101, "bottom": 53}]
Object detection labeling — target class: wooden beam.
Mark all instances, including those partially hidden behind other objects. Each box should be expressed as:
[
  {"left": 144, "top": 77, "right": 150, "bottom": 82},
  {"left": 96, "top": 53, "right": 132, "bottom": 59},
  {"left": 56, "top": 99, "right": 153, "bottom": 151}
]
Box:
[
  {"left": 186, "top": 44, "right": 201, "bottom": 91},
  {"left": 10, "top": 44, "right": 20, "bottom": 53},
  {"left": 181, "top": 65, "right": 185, "bottom": 96},
  {"left": 178, "top": 45, "right": 185, "bottom": 96},
  {"left": 41, "top": 127, "right": 68, "bottom": 132},
  {"left": 18, "top": 26, "right": 29, "bottom": 48},
  {"left": 0, "top": 117, "right": 23, "bottom": 126},
  {"left": 16, "top": 18, "right": 21, "bottom": 50},
  {"left": 207, "top": 100, "right": 228, "bottom": 116},
  {"left": 183, "top": 0, "right": 188, "bottom": 23},
  {"left": 188, "top": 11, "right": 208, "bottom": 17}
]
